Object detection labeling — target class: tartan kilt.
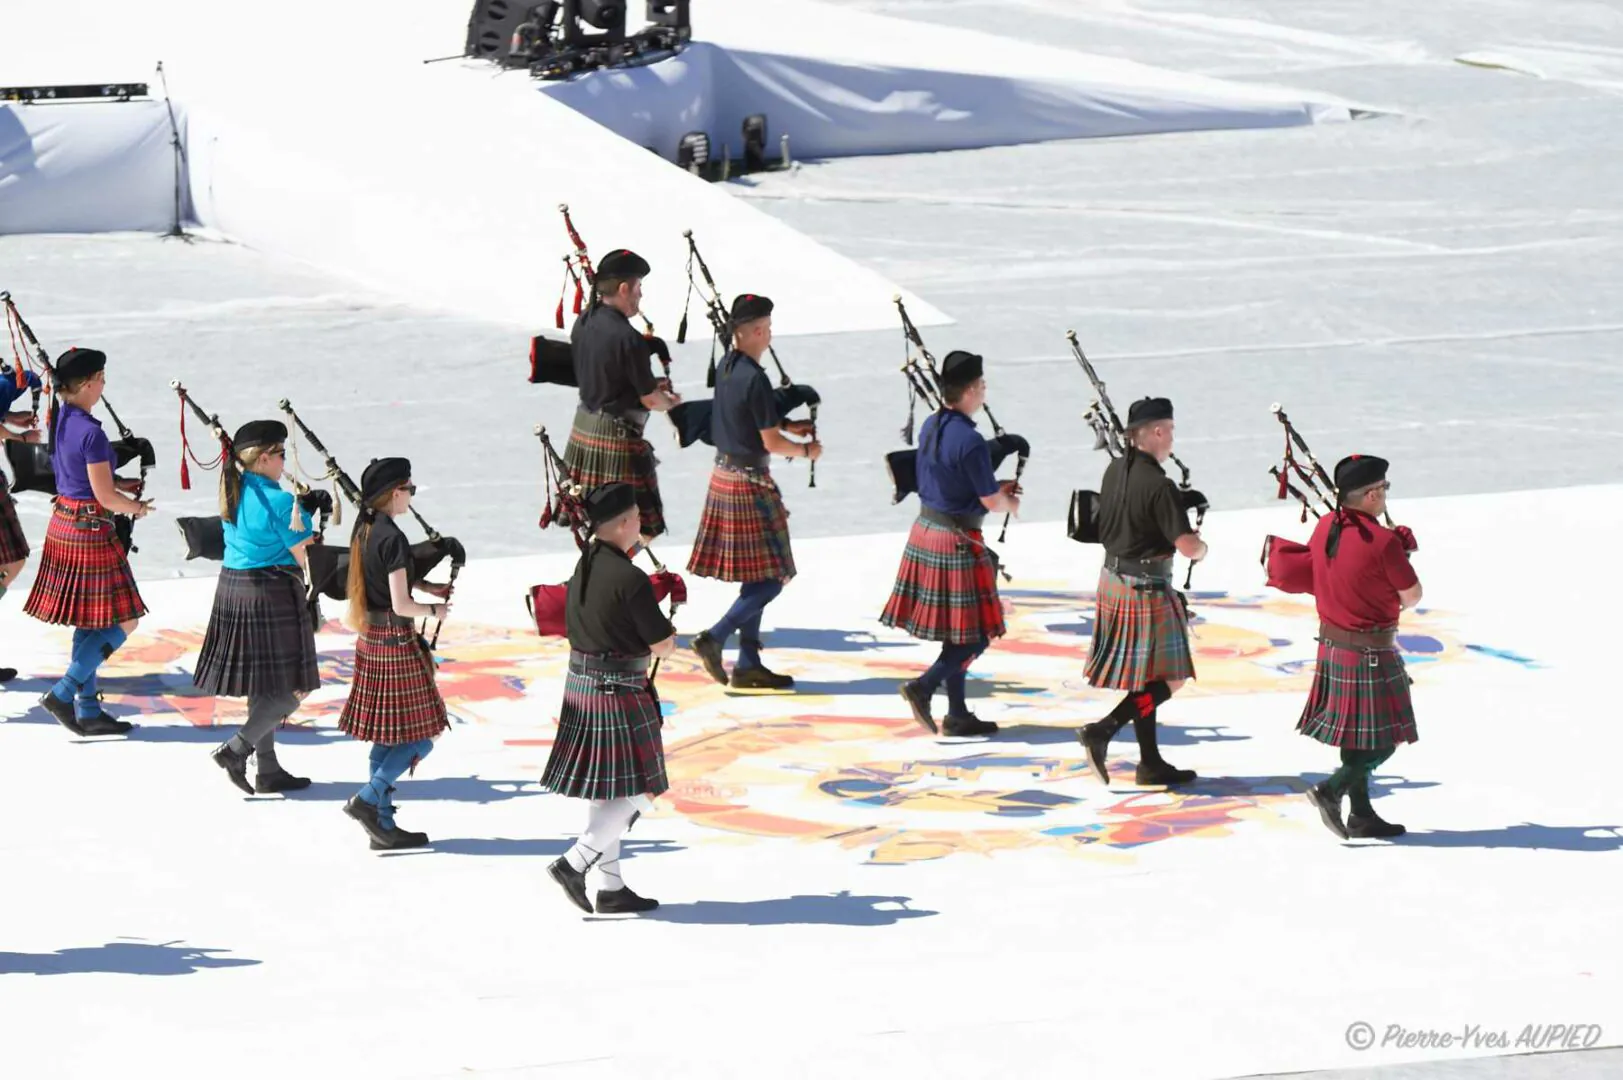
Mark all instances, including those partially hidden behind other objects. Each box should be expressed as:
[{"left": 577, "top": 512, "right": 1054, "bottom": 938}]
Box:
[
  {"left": 686, "top": 464, "right": 795, "bottom": 583},
  {"left": 1297, "top": 640, "right": 1418, "bottom": 750},
  {"left": 193, "top": 567, "right": 320, "bottom": 698},
  {"left": 563, "top": 407, "right": 665, "bottom": 538},
  {"left": 879, "top": 515, "right": 1004, "bottom": 644},
  {"left": 337, "top": 618, "right": 449, "bottom": 745},
  {"left": 0, "top": 480, "right": 29, "bottom": 564},
  {"left": 1085, "top": 567, "right": 1196, "bottom": 690},
  {"left": 23, "top": 498, "right": 147, "bottom": 628},
  {"left": 541, "top": 658, "right": 667, "bottom": 800}
]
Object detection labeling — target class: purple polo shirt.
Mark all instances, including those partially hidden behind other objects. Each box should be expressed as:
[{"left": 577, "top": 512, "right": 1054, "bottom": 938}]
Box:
[{"left": 52, "top": 404, "right": 113, "bottom": 501}]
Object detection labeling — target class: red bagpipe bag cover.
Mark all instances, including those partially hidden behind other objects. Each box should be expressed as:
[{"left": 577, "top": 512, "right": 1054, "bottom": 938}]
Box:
[
  {"left": 527, "top": 570, "right": 684, "bottom": 638},
  {"left": 1263, "top": 535, "right": 1315, "bottom": 595}
]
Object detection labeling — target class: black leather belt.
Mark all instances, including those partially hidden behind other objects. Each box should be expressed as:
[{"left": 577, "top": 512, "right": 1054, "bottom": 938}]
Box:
[
  {"left": 567, "top": 650, "right": 649, "bottom": 675},
  {"left": 920, "top": 505, "right": 987, "bottom": 532},
  {"left": 576, "top": 404, "right": 648, "bottom": 435},
  {"left": 366, "top": 611, "right": 415, "bottom": 627},
  {"left": 1104, "top": 554, "right": 1175, "bottom": 580},
  {"left": 715, "top": 450, "right": 770, "bottom": 471}
]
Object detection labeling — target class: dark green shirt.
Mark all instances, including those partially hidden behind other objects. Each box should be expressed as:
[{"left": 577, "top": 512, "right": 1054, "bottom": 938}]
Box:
[
  {"left": 1096, "top": 449, "right": 1193, "bottom": 560},
  {"left": 566, "top": 541, "right": 674, "bottom": 656}
]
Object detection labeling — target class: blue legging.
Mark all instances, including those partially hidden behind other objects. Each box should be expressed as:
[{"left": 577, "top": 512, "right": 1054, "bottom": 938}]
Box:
[
  {"left": 919, "top": 636, "right": 990, "bottom": 717},
  {"left": 51, "top": 625, "right": 130, "bottom": 721},
  {"left": 707, "top": 580, "right": 784, "bottom": 671},
  {"left": 358, "top": 739, "right": 435, "bottom": 828}
]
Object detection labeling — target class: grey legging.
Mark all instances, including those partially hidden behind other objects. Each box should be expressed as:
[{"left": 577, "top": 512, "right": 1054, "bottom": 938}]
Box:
[{"left": 230, "top": 691, "right": 301, "bottom": 768}]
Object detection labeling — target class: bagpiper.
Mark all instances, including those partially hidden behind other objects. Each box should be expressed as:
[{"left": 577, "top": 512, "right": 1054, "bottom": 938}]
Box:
[
  {"left": 564, "top": 249, "right": 680, "bottom": 541},
  {"left": 688, "top": 294, "right": 819, "bottom": 691},
  {"left": 543, "top": 482, "right": 677, "bottom": 916},
  {"left": 25, "top": 348, "right": 152, "bottom": 737},
  {"left": 1076, "top": 396, "right": 1207, "bottom": 786},
  {"left": 194, "top": 420, "right": 320, "bottom": 795},
  {"left": 881, "top": 350, "right": 1017, "bottom": 737},
  {"left": 336, "top": 457, "right": 453, "bottom": 850},
  {"left": 0, "top": 364, "right": 44, "bottom": 684},
  {"left": 1300, "top": 454, "right": 1420, "bottom": 840}
]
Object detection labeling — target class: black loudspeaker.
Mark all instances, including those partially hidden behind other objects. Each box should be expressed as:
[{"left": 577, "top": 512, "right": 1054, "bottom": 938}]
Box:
[
  {"left": 466, "top": 0, "right": 531, "bottom": 61},
  {"left": 565, "top": 0, "right": 626, "bottom": 44},
  {"left": 646, "top": 0, "right": 690, "bottom": 34}
]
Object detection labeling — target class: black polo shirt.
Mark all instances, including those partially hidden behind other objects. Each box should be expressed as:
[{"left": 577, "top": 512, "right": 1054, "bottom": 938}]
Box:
[
  {"left": 711, "top": 350, "right": 777, "bottom": 457},
  {"left": 566, "top": 540, "right": 675, "bottom": 656},
  {"left": 1095, "top": 449, "right": 1193, "bottom": 560},
  {"left": 362, "top": 513, "right": 414, "bottom": 612},
  {"left": 571, "top": 303, "right": 656, "bottom": 415}
]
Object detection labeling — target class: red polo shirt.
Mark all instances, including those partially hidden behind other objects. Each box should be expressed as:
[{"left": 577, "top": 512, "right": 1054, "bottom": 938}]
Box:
[{"left": 1309, "top": 509, "right": 1418, "bottom": 631}]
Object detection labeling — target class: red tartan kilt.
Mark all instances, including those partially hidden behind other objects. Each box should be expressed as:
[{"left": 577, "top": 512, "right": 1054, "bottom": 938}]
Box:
[
  {"left": 880, "top": 516, "right": 1004, "bottom": 644},
  {"left": 22, "top": 499, "right": 146, "bottom": 628},
  {"left": 0, "top": 482, "right": 29, "bottom": 564},
  {"left": 686, "top": 465, "right": 795, "bottom": 583},
  {"left": 563, "top": 407, "right": 665, "bottom": 538},
  {"left": 338, "top": 619, "right": 450, "bottom": 745},
  {"left": 1085, "top": 567, "right": 1196, "bottom": 690},
  {"left": 1297, "top": 639, "right": 1418, "bottom": 750}
]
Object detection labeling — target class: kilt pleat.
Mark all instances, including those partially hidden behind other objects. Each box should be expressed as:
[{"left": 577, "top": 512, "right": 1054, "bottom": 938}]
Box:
[
  {"left": 338, "top": 620, "right": 449, "bottom": 745},
  {"left": 563, "top": 407, "right": 665, "bottom": 537},
  {"left": 686, "top": 464, "right": 795, "bottom": 583},
  {"left": 0, "top": 482, "right": 29, "bottom": 564},
  {"left": 1085, "top": 567, "right": 1195, "bottom": 690},
  {"left": 879, "top": 515, "right": 1004, "bottom": 644},
  {"left": 193, "top": 567, "right": 320, "bottom": 697},
  {"left": 23, "top": 498, "right": 146, "bottom": 628},
  {"left": 1297, "top": 640, "right": 1417, "bottom": 750},
  {"left": 542, "top": 665, "right": 667, "bottom": 800}
]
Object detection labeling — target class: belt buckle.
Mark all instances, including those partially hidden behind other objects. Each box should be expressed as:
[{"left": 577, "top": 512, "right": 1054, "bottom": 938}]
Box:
[{"left": 1367, "top": 649, "right": 1380, "bottom": 669}]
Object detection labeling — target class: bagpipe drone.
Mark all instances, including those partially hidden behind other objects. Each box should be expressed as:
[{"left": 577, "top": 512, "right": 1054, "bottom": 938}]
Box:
[
  {"left": 1064, "top": 330, "right": 1208, "bottom": 588},
  {"left": 885, "top": 296, "right": 1029, "bottom": 542},
  {"left": 667, "top": 229, "right": 820, "bottom": 486},
  {"left": 2, "top": 291, "right": 157, "bottom": 555}
]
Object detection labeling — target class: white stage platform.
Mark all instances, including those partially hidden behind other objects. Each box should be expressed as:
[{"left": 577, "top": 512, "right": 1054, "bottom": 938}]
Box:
[{"left": 1, "top": 486, "right": 1618, "bottom": 1079}]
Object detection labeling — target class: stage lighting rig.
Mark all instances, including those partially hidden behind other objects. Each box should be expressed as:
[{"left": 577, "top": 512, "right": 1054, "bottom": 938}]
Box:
[
  {"left": 2, "top": 83, "right": 149, "bottom": 103},
  {"left": 463, "top": 0, "right": 692, "bottom": 77}
]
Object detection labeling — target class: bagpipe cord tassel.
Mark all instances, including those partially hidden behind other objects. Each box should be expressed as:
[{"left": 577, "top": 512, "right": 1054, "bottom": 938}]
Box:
[{"left": 179, "top": 395, "right": 191, "bottom": 490}]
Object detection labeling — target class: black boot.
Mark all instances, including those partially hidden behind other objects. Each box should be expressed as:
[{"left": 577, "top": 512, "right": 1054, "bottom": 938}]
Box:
[
  {"left": 343, "top": 795, "right": 393, "bottom": 845},
  {"left": 78, "top": 710, "right": 133, "bottom": 736},
  {"left": 370, "top": 824, "right": 431, "bottom": 850},
  {"left": 595, "top": 887, "right": 659, "bottom": 914},
  {"left": 211, "top": 741, "right": 256, "bottom": 795},
  {"left": 255, "top": 766, "right": 311, "bottom": 793},
  {"left": 730, "top": 665, "right": 794, "bottom": 691},
  {"left": 1305, "top": 782, "right": 1349, "bottom": 839},
  {"left": 548, "top": 857, "right": 593, "bottom": 914},
  {"left": 38, "top": 692, "right": 86, "bottom": 736},
  {"left": 690, "top": 631, "right": 728, "bottom": 685},
  {"left": 942, "top": 711, "right": 998, "bottom": 737},
  {"left": 1132, "top": 710, "right": 1195, "bottom": 786},
  {"left": 1346, "top": 812, "right": 1406, "bottom": 839},
  {"left": 1077, "top": 718, "right": 1124, "bottom": 784},
  {"left": 899, "top": 680, "right": 936, "bottom": 734},
  {"left": 0, "top": 666, "right": 17, "bottom": 683}
]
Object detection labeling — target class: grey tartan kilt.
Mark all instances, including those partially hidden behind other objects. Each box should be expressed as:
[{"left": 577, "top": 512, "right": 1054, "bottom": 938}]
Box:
[{"left": 193, "top": 566, "right": 321, "bottom": 698}]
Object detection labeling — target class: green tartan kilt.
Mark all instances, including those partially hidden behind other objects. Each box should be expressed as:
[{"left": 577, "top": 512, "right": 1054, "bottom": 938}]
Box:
[
  {"left": 1297, "top": 640, "right": 1418, "bottom": 750},
  {"left": 542, "top": 656, "right": 667, "bottom": 800},
  {"left": 563, "top": 407, "right": 665, "bottom": 538},
  {"left": 1085, "top": 567, "right": 1195, "bottom": 690}
]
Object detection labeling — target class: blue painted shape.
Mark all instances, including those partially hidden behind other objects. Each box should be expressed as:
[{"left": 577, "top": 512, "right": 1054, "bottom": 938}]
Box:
[
  {"left": 1397, "top": 634, "right": 1444, "bottom": 655},
  {"left": 1465, "top": 643, "right": 1544, "bottom": 669}
]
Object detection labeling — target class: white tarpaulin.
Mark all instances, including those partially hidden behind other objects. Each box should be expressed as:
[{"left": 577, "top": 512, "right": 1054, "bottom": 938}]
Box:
[{"left": 0, "top": 101, "right": 181, "bottom": 235}]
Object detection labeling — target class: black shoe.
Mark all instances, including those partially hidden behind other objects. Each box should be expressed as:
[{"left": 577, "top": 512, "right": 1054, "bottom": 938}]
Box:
[
  {"left": 691, "top": 632, "right": 728, "bottom": 685},
  {"left": 254, "top": 767, "right": 311, "bottom": 794},
  {"left": 39, "top": 693, "right": 86, "bottom": 736},
  {"left": 369, "top": 824, "right": 430, "bottom": 850},
  {"left": 78, "top": 712, "right": 134, "bottom": 737},
  {"left": 548, "top": 857, "right": 593, "bottom": 914},
  {"left": 595, "top": 887, "right": 659, "bottom": 914},
  {"left": 211, "top": 742, "right": 256, "bottom": 795},
  {"left": 942, "top": 712, "right": 998, "bottom": 737},
  {"left": 1346, "top": 812, "right": 1406, "bottom": 839},
  {"left": 1306, "top": 783, "right": 1349, "bottom": 839},
  {"left": 343, "top": 795, "right": 394, "bottom": 845},
  {"left": 899, "top": 680, "right": 937, "bottom": 734},
  {"left": 0, "top": 667, "right": 17, "bottom": 683},
  {"left": 1078, "top": 721, "right": 1113, "bottom": 784},
  {"left": 730, "top": 665, "right": 794, "bottom": 691},
  {"left": 1134, "top": 760, "right": 1197, "bottom": 787}
]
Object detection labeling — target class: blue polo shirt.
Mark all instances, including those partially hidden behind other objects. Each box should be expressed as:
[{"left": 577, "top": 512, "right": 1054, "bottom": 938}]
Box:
[
  {"left": 711, "top": 350, "right": 777, "bottom": 457},
  {"left": 50, "top": 404, "right": 113, "bottom": 502},
  {"left": 223, "top": 472, "right": 313, "bottom": 570},
  {"left": 0, "top": 371, "right": 32, "bottom": 413},
  {"left": 916, "top": 409, "right": 999, "bottom": 517}
]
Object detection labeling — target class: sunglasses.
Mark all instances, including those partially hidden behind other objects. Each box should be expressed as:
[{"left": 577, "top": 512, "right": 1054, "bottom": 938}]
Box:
[
  {"left": 263, "top": 446, "right": 286, "bottom": 458},
  {"left": 402, "top": 483, "right": 417, "bottom": 495}
]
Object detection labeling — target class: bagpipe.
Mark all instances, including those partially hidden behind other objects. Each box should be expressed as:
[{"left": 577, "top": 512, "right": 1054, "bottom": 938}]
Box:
[
  {"left": 1, "top": 290, "right": 157, "bottom": 555},
  {"left": 885, "top": 296, "right": 1029, "bottom": 542},
  {"left": 1261, "top": 403, "right": 1408, "bottom": 595},
  {"left": 171, "top": 382, "right": 336, "bottom": 564},
  {"left": 668, "top": 229, "right": 820, "bottom": 485},
  {"left": 1064, "top": 330, "right": 1207, "bottom": 588},
  {"left": 277, "top": 399, "right": 466, "bottom": 647},
  {"left": 527, "top": 424, "right": 686, "bottom": 681},
  {"left": 527, "top": 204, "right": 672, "bottom": 390}
]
